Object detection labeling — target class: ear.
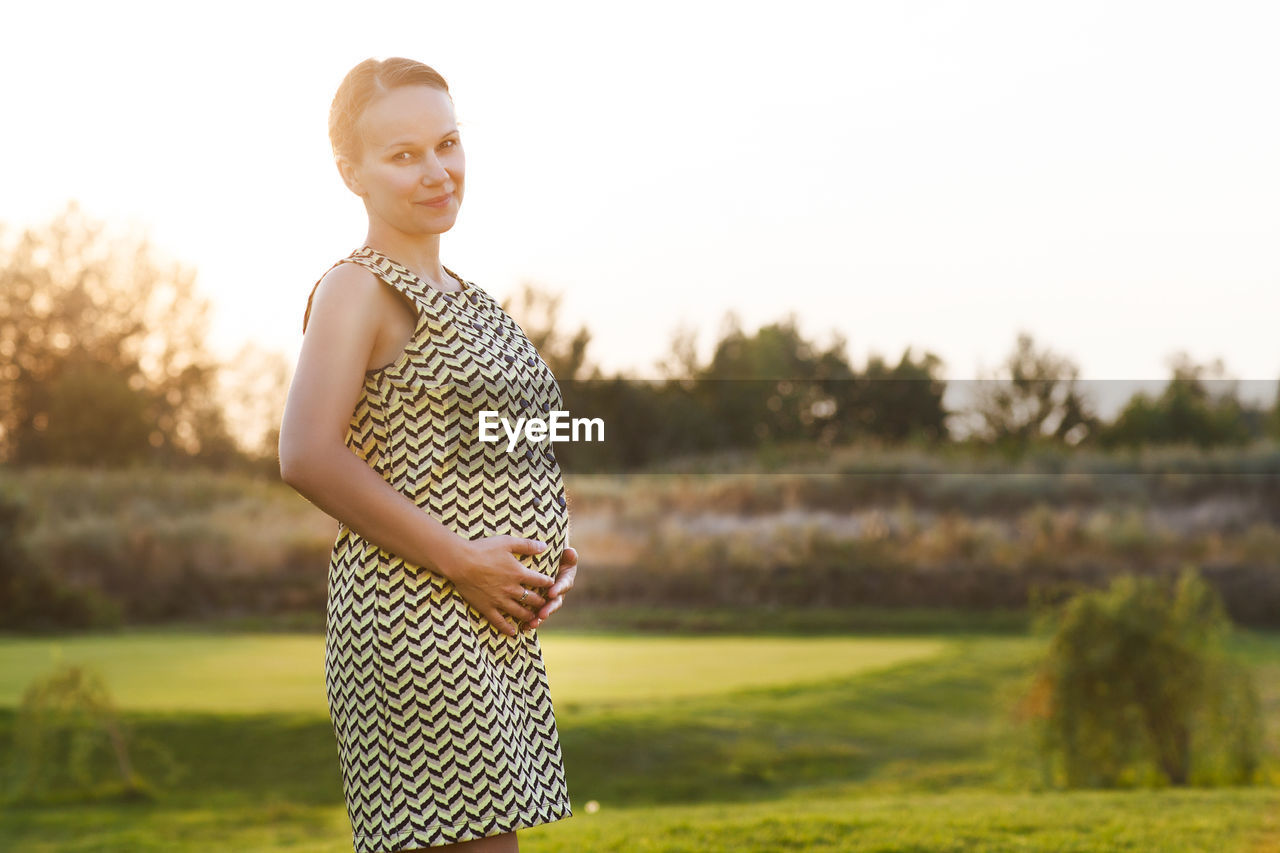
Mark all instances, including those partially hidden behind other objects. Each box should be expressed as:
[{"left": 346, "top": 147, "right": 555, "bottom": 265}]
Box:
[{"left": 335, "top": 155, "right": 366, "bottom": 197}]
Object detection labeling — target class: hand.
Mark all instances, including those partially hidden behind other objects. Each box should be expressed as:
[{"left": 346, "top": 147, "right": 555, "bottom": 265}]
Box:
[
  {"left": 528, "top": 546, "right": 577, "bottom": 630},
  {"left": 440, "top": 535, "right": 552, "bottom": 637}
]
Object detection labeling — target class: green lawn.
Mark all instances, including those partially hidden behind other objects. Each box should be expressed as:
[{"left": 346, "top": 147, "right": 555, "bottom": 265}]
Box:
[
  {"left": 0, "top": 630, "right": 947, "bottom": 713},
  {"left": 2, "top": 625, "right": 1278, "bottom": 852},
  {"left": 5, "top": 788, "right": 1277, "bottom": 852}
]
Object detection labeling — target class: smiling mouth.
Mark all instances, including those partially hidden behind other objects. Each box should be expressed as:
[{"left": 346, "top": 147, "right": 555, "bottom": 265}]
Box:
[{"left": 420, "top": 193, "right": 452, "bottom": 204}]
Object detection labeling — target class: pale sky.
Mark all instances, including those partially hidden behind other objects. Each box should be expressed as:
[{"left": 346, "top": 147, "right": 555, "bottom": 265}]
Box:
[{"left": 6, "top": 1, "right": 1279, "bottom": 416}]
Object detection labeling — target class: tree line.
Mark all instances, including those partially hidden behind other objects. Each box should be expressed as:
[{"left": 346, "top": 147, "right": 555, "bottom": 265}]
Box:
[{"left": 3, "top": 202, "right": 1278, "bottom": 474}]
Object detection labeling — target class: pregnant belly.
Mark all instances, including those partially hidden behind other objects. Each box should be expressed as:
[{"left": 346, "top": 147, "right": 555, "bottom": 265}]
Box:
[{"left": 503, "top": 507, "right": 570, "bottom": 584}]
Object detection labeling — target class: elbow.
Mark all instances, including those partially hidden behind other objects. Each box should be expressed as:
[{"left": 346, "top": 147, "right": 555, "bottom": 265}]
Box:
[
  {"left": 278, "top": 435, "right": 318, "bottom": 487},
  {"left": 278, "top": 424, "right": 347, "bottom": 487},
  {"left": 279, "top": 456, "right": 301, "bottom": 487},
  {"left": 279, "top": 453, "right": 302, "bottom": 487}
]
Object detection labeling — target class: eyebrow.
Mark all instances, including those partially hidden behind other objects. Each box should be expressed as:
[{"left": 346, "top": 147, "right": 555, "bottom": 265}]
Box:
[{"left": 384, "top": 129, "right": 460, "bottom": 149}]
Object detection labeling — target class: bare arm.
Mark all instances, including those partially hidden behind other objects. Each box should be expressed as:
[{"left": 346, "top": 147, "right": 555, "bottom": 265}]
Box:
[
  {"left": 279, "top": 262, "right": 468, "bottom": 577},
  {"left": 278, "top": 263, "right": 551, "bottom": 635},
  {"left": 282, "top": 435, "right": 470, "bottom": 579}
]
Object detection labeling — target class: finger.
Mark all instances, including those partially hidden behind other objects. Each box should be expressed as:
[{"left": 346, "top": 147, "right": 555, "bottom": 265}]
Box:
[
  {"left": 509, "top": 537, "right": 548, "bottom": 556},
  {"left": 549, "top": 567, "right": 575, "bottom": 592},
  {"left": 522, "top": 569, "right": 554, "bottom": 587},
  {"left": 509, "top": 601, "right": 538, "bottom": 623},
  {"left": 514, "top": 588, "right": 547, "bottom": 610},
  {"left": 560, "top": 547, "right": 578, "bottom": 565},
  {"left": 535, "top": 594, "right": 559, "bottom": 619},
  {"left": 531, "top": 597, "right": 563, "bottom": 628},
  {"left": 489, "top": 609, "right": 519, "bottom": 637}
]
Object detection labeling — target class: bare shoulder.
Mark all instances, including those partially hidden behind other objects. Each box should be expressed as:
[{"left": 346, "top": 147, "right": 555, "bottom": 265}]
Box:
[
  {"left": 323, "top": 258, "right": 383, "bottom": 288},
  {"left": 282, "top": 260, "right": 393, "bottom": 458},
  {"left": 304, "top": 260, "right": 399, "bottom": 336},
  {"left": 310, "top": 260, "right": 383, "bottom": 313},
  {"left": 299, "top": 260, "right": 391, "bottom": 374}
]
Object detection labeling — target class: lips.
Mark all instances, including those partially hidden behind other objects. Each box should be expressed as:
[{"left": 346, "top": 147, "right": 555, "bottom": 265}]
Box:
[{"left": 420, "top": 192, "right": 452, "bottom": 204}]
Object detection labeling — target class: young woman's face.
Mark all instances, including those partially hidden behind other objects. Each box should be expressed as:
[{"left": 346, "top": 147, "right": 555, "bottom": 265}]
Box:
[{"left": 343, "top": 84, "right": 464, "bottom": 235}]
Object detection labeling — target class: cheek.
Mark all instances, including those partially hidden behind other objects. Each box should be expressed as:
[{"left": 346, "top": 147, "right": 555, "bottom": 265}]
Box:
[
  {"left": 371, "top": 166, "right": 418, "bottom": 196},
  {"left": 365, "top": 166, "right": 405, "bottom": 196},
  {"left": 394, "top": 171, "right": 423, "bottom": 195}
]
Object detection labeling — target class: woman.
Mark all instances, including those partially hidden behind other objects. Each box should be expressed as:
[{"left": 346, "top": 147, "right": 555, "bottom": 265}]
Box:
[{"left": 279, "top": 57, "right": 577, "bottom": 852}]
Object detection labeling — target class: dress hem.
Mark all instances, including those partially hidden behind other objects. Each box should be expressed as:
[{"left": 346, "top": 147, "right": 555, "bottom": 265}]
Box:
[{"left": 350, "top": 798, "right": 573, "bottom": 852}]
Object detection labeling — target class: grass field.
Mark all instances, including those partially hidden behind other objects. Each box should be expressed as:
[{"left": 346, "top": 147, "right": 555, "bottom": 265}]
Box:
[{"left": 2, "top": 622, "right": 1279, "bottom": 851}]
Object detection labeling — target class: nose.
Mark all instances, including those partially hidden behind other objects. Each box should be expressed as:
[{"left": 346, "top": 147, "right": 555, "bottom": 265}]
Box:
[{"left": 421, "top": 156, "right": 451, "bottom": 186}]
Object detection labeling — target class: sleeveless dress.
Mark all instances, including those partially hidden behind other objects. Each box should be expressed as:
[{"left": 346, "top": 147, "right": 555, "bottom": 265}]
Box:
[{"left": 302, "top": 246, "right": 573, "bottom": 851}]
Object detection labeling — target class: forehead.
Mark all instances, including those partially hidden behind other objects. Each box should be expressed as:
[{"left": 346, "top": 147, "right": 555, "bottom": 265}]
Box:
[{"left": 358, "top": 85, "right": 456, "bottom": 147}]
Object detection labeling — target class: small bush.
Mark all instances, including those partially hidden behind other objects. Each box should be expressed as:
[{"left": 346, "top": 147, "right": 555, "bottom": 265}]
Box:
[
  {"left": 0, "top": 483, "right": 120, "bottom": 632},
  {"left": 3, "top": 663, "right": 182, "bottom": 805},
  {"left": 1024, "top": 565, "right": 1263, "bottom": 788}
]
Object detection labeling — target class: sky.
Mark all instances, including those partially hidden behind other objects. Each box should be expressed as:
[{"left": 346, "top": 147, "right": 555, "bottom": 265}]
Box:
[{"left": 5, "top": 1, "right": 1279, "bottom": 418}]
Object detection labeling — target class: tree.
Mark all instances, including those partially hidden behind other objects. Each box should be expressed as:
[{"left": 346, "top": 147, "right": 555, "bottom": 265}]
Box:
[
  {"left": 967, "top": 331, "right": 1101, "bottom": 455},
  {"left": 854, "top": 347, "right": 950, "bottom": 446},
  {"left": 1269, "top": 378, "right": 1280, "bottom": 441},
  {"left": 214, "top": 340, "right": 293, "bottom": 466},
  {"left": 499, "top": 280, "right": 595, "bottom": 382},
  {"left": 693, "top": 312, "right": 864, "bottom": 449},
  {"left": 655, "top": 322, "right": 701, "bottom": 381},
  {"left": 1101, "top": 352, "right": 1255, "bottom": 449},
  {"left": 0, "top": 201, "right": 236, "bottom": 467}
]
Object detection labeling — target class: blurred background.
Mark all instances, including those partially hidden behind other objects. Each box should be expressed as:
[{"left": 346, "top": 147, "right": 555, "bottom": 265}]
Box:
[{"left": 3, "top": 1, "right": 1280, "bottom": 850}]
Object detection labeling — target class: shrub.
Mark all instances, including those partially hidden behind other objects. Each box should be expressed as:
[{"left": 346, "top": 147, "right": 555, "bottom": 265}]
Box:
[
  {"left": 3, "top": 663, "right": 181, "bottom": 804},
  {"left": 0, "top": 482, "right": 120, "bottom": 632},
  {"left": 1025, "top": 566, "right": 1263, "bottom": 788}
]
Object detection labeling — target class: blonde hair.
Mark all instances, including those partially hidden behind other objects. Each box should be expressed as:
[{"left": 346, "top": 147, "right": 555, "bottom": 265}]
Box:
[{"left": 329, "top": 57, "right": 451, "bottom": 162}]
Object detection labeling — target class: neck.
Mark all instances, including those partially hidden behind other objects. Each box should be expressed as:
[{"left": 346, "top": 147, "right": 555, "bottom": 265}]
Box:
[{"left": 362, "top": 230, "right": 447, "bottom": 287}]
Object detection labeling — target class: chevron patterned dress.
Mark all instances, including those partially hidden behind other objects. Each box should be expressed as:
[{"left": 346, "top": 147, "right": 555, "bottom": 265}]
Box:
[{"left": 303, "top": 246, "right": 573, "bottom": 851}]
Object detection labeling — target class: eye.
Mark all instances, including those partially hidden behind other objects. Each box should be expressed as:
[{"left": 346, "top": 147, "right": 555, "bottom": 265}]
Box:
[
  {"left": 392, "top": 151, "right": 415, "bottom": 161},
  {"left": 441, "top": 138, "right": 459, "bottom": 150}
]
